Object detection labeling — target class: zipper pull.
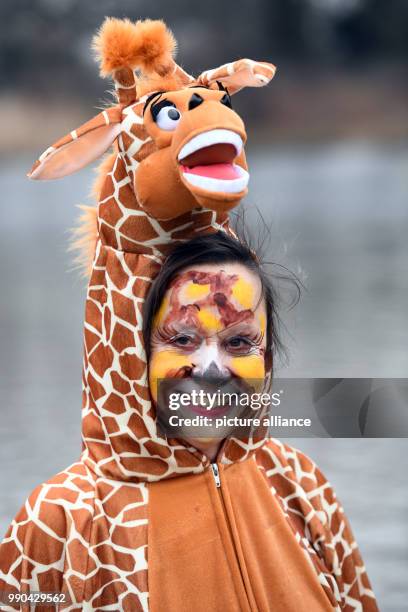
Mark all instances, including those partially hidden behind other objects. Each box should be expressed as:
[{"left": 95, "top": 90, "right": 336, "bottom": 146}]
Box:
[{"left": 211, "top": 463, "right": 221, "bottom": 487}]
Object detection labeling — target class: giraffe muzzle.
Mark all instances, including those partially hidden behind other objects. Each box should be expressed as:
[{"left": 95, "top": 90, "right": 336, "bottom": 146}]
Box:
[{"left": 177, "top": 129, "right": 249, "bottom": 197}]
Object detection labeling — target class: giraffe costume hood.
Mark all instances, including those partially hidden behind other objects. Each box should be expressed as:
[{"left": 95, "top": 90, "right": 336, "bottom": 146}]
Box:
[{"left": 0, "top": 18, "right": 378, "bottom": 612}]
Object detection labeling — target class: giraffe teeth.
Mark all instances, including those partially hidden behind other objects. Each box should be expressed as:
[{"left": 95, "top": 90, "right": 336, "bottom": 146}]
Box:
[
  {"left": 177, "top": 129, "right": 243, "bottom": 161},
  {"left": 181, "top": 165, "right": 249, "bottom": 194}
]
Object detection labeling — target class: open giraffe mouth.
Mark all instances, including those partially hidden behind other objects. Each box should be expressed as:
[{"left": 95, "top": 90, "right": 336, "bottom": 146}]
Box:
[{"left": 177, "top": 129, "right": 249, "bottom": 195}]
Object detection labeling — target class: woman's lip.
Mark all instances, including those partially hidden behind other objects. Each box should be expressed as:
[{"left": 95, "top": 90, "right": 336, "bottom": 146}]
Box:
[{"left": 186, "top": 404, "right": 231, "bottom": 417}]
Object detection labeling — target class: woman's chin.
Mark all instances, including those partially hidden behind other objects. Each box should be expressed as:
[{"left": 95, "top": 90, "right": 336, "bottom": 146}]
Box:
[{"left": 185, "top": 436, "right": 218, "bottom": 447}]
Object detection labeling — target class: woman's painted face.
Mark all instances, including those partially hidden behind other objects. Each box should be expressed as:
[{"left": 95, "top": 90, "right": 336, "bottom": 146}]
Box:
[{"left": 148, "top": 262, "right": 267, "bottom": 403}]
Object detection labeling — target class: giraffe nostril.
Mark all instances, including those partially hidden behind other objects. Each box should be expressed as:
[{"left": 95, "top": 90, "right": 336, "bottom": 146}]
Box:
[{"left": 188, "top": 93, "right": 204, "bottom": 111}]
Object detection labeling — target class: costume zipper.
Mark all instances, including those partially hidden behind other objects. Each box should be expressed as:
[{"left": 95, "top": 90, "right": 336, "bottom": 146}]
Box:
[
  {"left": 211, "top": 462, "right": 221, "bottom": 487},
  {"left": 209, "top": 462, "right": 251, "bottom": 610}
]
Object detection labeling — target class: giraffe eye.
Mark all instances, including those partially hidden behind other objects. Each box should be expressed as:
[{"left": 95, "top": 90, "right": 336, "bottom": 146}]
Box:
[{"left": 155, "top": 106, "right": 181, "bottom": 131}]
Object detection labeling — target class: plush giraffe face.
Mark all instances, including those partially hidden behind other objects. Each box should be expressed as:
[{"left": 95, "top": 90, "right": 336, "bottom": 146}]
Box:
[
  {"left": 133, "top": 85, "right": 248, "bottom": 217},
  {"left": 28, "top": 18, "right": 276, "bottom": 226}
]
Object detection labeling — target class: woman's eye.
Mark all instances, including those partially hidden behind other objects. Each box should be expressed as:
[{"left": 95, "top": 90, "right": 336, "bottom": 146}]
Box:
[
  {"left": 171, "top": 335, "right": 195, "bottom": 348},
  {"left": 225, "top": 336, "right": 253, "bottom": 354},
  {"left": 155, "top": 106, "right": 181, "bottom": 131}
]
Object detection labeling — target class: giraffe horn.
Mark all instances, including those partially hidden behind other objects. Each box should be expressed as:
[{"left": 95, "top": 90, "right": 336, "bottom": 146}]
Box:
[
  {"left": 92, "top": 17, "right": 179, "bottom": 104},
  {"left": 111, "top": 67, "right": 138, "bottom": 106},
  {"left": 168, "top": 59, "right": 195, "bottom": 86}
]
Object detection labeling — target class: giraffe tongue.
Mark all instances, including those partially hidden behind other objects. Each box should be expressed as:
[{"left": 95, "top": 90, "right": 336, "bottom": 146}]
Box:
[{"left": 181, "top": 163, "right": 241, "bottom": 180}]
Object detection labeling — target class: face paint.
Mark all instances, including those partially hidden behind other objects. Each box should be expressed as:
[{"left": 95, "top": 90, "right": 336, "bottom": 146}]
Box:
[
  {"left": 196, "top": 307, "right": 223, "bottom": 334},
  {"left": 148, "top": 263, "right": 268, "bottom": 402},
  {"left": 149, "top": 350, "right": 195, "bottom": 403},
  {"left": 183, "top": 282, "right": 211, "bottom": 301},
  {"left": 231, "top": 276, "right": 256, "bottom": 309},
  {"left": 230, "top": 355, "right": 265, "bottom": 380},
  {"left": 152, "top": 294, "right": 170, "bottom": 329},
  {"left": 258, "top": 312, "right": 266, "bottom": 335}
]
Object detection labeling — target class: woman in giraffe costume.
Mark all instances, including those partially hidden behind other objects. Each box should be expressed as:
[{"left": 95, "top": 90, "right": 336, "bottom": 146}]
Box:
[{"left": 0, "top": 17, "right": 378, "bottom": 611}]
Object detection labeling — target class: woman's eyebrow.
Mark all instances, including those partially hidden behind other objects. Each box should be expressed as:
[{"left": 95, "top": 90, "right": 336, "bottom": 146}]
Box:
[
  {"left": 158, "top": 320, "right": 201, "bottom": 333},
  {"left": 216, "top": 320, "right": 262, "bottom": 338}
]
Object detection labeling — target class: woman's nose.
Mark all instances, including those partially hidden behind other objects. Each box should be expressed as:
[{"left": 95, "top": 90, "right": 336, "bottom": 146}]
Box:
[
  {"left": 191, "top": 361, "right": 232, "bottom": 385},
  {"left": 191, "top": 342, "right": 227, "bottom": 375}
]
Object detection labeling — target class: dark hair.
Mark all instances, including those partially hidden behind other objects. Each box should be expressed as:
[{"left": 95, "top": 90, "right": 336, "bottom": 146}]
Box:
[{"left": 143, "top": 229, "right": 301, "bottom": 377}]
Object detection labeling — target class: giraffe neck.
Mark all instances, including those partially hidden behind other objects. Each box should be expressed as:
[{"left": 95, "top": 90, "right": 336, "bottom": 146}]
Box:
[
  {"left": 97, "top": 151, "right": 230, "bottom": 256},
  {"left": 79, "top": 113, "right": 269, "bottom": 482}
]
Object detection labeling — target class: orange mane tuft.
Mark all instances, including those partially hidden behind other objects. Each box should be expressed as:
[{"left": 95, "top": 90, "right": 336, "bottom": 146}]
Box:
[{"left": 92, "top": 17, "right": 177, "bottom": 78}]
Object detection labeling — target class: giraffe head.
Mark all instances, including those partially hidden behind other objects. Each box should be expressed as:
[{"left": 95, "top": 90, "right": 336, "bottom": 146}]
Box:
[{"left": 28, "top": 18, "right": 276, "bottom": 219}]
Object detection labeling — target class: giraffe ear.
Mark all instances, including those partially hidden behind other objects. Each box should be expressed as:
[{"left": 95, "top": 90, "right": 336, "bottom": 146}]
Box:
[
  {"left": 28, "top": 108, "right": 122, "bottom": 180},
  {"left": 198, "top": 59, "right": 276, "bottom": 95}
]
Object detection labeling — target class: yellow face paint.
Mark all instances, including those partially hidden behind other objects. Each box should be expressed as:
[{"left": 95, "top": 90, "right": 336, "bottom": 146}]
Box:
[
  {"left": 230, "top": 355, "right": 265, "bottom": 380},
  {"left": 197, "top": 307, "right": 223, "bottom": 333},
  {"left": 148, "top": 350, "right": 193, "bottom": 402},
  {"left": 183, "top": 282, "right": 211, "bottom": 301},
  {"left": 152, "top": 294, "right": 170, "bottom": 329},
  {"left": 258, "top": 312, "right": 266, "bottom": 335},
  {"left": 231, "top": 277, "right": 255, "bottom": 309}
]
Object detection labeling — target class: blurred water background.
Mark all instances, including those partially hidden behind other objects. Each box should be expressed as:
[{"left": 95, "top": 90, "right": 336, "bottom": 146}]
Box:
[{"left": 1, "top": 1, "right": 407, "bottom": 610}]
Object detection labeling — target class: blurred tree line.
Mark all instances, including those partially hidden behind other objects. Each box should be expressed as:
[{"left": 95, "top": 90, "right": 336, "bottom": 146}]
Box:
[
  {"left": 1, "top": 0, "right": 407, "bottom": 147},
  {"left": 2, "top": 0, "right": 407, "bottom": 101}
]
